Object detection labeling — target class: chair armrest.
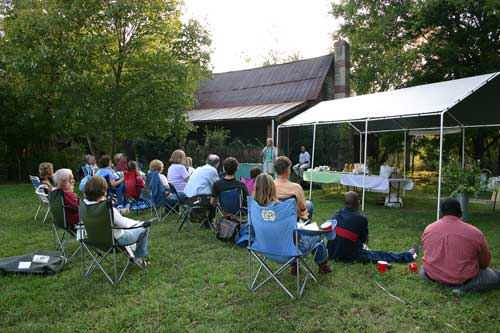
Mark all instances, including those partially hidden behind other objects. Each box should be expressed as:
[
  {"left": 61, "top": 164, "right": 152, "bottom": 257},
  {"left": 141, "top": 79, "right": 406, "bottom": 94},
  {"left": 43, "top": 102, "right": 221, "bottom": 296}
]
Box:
[{"left": 112, "top": 218, "right": 156, "bottom": 230}]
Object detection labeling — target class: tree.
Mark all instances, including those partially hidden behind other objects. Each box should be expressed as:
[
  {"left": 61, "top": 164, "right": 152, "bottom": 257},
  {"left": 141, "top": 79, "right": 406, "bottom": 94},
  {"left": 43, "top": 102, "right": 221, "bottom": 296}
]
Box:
[
  {"left": 331, "top": 0, "right": 500, "bottom": 171},
  {"left": 0, "top": 0, "right": 211, "bottom": 179}
]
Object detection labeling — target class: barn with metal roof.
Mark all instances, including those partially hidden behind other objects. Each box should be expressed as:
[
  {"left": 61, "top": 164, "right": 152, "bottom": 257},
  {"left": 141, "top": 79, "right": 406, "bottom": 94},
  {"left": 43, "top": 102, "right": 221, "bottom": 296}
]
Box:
[{"left": 186, "top": 41, "right": 351, "bottom": 143}]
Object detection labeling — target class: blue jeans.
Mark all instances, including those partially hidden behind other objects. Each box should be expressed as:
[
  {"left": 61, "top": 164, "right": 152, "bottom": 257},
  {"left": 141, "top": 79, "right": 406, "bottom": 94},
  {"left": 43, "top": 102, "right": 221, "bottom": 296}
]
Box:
[
  {"left": 116, "top": 227, "right": 149, "bottom": 257},
  {"left": 360, "top": 249, "right": 414, "bottom": 263},
  {"left": 420, "top": 267, "right": 500, "bottom": 292},
  {"left": 299, "top": 235, "right": 328, "bottom": 265},
  {"left": 112, "top": 182, "right": 128, "bottom": 207},
  {"left": 306, "top": 200, "right": 314, "bottom": 220}
]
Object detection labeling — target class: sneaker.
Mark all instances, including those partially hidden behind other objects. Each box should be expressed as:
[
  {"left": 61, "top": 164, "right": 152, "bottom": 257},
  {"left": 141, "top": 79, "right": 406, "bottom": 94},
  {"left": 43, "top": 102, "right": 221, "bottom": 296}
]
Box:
[
  {"left": 119, "top": 206, "right": 130, "bottom": 216},
  {"left": 408, "top": 244, "right": 419, "bottom": 260},
  {"left": 318, "top": 262, "right": 333, "bottom": 275}
]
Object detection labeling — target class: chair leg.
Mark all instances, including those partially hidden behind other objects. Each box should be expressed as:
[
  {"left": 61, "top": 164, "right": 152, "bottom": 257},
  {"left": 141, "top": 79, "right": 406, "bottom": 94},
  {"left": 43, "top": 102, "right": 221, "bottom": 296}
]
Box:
[
  {"left": 41, "top": 206, "right": 50, "bottom": 224},
  {"left": 34, "top": 204, "right": 42, "bottom": 222}
]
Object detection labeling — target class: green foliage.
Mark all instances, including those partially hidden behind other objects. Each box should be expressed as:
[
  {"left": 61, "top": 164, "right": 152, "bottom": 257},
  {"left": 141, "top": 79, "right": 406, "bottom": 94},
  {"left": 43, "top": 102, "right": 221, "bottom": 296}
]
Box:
[
  {"left": 0, "top": 0, "right": 211, "bottom": 180},
  {"left": 443, "top": 160, "right": 481, "bottom": 195}
]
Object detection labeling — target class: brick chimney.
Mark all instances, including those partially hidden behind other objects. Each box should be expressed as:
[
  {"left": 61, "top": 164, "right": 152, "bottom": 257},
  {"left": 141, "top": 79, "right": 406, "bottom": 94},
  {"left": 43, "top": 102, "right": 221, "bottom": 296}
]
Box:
[{"left": 334, "top": 40, "right": 350, "bottom": 99}]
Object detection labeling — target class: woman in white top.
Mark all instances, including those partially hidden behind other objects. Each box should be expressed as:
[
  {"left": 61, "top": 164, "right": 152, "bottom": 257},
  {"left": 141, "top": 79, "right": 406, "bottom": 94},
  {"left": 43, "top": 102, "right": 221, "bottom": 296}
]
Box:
[{"left": 83, "top": 176, "right": 150, "bottom": 267}]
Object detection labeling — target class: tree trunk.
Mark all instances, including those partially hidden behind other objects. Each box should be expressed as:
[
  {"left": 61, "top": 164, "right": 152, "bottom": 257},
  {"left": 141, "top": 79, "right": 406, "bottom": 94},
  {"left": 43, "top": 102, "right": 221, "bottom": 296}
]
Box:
[{"left": 497, "top": 141, "right": 500, "bottom": 175}]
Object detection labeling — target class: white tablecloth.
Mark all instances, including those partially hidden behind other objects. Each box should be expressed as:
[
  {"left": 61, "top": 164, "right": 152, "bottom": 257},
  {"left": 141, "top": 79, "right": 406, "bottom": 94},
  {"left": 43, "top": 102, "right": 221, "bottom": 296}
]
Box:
[{"left": 340, "top": 174, "right": 414, "bottom": 193}]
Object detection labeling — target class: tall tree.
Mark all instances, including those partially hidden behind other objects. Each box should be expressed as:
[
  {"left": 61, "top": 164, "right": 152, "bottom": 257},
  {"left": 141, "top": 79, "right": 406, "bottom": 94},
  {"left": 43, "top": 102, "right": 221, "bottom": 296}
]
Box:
[{"left": 331, "top": 0, "right": 500, "bottom": 170}]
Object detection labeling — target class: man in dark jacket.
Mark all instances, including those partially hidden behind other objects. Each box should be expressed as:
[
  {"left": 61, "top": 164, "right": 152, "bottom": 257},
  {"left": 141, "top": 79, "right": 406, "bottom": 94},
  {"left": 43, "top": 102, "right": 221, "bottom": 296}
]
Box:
[{"left": 327, "top": 191, "right": 418, "bottom": 263}]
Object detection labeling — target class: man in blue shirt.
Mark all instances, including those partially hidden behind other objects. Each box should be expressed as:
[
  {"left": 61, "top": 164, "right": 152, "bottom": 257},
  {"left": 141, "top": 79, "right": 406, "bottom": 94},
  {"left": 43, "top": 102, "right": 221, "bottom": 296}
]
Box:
[
  {"left": 184, "top": 154, "right": 220, "bottom": 221},
  {"left": 292, "top": 146, "right": 310, "bottom": 179}
]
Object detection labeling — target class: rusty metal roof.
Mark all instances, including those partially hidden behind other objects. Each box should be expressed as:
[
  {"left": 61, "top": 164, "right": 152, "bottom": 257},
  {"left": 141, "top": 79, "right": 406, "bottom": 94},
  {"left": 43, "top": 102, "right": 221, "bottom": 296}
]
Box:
[
  {"left": 187, "top": 101, "right": 307, "bottom": 122},
  {"left": 193, "top": 54, "right": 334, "bottom": 110}
]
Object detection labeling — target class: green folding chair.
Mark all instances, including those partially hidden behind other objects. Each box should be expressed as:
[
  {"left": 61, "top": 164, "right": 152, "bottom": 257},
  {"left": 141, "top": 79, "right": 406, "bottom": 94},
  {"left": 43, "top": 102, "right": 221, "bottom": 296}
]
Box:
[
  {"left": 79, "top": 199, "right": 152, "bottom": 285},
  {"left": 48, "top": 189, "right": 81, "bottom": 260}
]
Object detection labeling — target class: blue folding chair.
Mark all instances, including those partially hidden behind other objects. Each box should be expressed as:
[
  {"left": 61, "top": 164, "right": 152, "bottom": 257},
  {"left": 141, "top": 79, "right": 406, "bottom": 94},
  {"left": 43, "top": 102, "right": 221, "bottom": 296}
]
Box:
[
  {"left": 217, "top": 187, "right": 245, "bottom": 220},
  {"left": 141, "top": 170, "right": 167, "bottom": 222},
  {"left": 247, "top": 197, "right": 326, "bottom": 299}
]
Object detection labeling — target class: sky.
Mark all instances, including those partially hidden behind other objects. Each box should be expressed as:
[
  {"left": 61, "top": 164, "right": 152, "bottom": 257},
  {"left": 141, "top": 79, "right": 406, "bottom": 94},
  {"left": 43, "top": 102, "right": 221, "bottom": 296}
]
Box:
[{"left": 182, "top": 0, "right": 340, "bottom": 73}]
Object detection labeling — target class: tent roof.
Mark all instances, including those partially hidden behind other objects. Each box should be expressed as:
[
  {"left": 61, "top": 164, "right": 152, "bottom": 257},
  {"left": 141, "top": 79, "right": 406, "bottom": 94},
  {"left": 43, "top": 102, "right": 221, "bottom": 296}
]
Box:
[{"left": 280, "top": 72, "right": 500, "bottom": 132}]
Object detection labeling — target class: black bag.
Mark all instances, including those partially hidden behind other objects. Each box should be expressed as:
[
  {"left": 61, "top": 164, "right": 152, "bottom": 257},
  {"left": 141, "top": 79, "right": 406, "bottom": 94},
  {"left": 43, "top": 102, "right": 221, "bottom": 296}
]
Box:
[
  {"left": 0, "top": 251, "right": 66, "bottom": 275},
  {"left": 216, "top": 216, "right": 240, "bottom": 242}
]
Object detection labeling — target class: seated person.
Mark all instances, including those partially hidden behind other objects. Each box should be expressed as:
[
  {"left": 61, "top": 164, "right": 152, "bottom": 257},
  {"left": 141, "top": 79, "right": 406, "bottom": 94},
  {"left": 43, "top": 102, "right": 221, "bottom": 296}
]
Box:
[
  {"left": 184, "top": 154, "right": 220, "bottom": 221},
  {"left": 39, "top": 162, "right": 55, "bottom": 190},
  {"left": 79, "top": 154, "right": 96, "bottom": 180},
  {"left": 211, "top": 157, "right": 249, "bottom": 214},
  {"left": 167, "top": 150, "right": 189, "bottom": 192},
  {"left": 53, "top": 168, "right": 79, "bottom": 227},
  {"left": 253, "top": 173, "right": 332, "bottom": 274},
  {"left": 273, "top": 156, "right": 313, "bottom": 221},
  {"left": 327, "top": 191, "right": 418, "bottom": 263},
  {"left": 125, "top": 161, "right": 144, "bottom": 199},
  {"left": 184, "top": 156, "right": 195, "bottom": 175},
  {"left": 292, "top": 146, "right": 310, "bottom": 179},
  {"left": 148, "top": 159, "right": 170, "bottom": 190},
  {"left": 420, "top": 198, "right": 500, "bottom": 293},
  {"left": 114, "top": 153, "right": 128, "bottom": 172},
  {"left": 96, "top": 155, "right": 128, "bottom": 209},
  {"left": 241, "top": 167, "right": 261, "bottom": 195},
  {"left": 83, "top": 176, "right": 150, "bottom": 267}
]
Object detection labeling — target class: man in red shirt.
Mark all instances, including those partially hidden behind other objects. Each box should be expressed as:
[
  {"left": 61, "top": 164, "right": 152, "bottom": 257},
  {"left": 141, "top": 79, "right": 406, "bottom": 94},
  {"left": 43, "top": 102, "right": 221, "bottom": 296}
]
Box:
[{"left": 421, "top": 198, "right": 500, "bottom": 293}]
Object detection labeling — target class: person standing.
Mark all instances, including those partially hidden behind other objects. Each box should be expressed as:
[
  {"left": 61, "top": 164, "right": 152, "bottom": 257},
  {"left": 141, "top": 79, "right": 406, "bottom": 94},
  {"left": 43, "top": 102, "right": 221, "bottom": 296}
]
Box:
[
  {"left": 420, "top": 198, "right": 500, "bottom": 294},
  {"left": 260, "top": 138, "right": 277, "bottom": 176},
  {"left": 292, "top": 146, "right": 310, "bottom": 179}
]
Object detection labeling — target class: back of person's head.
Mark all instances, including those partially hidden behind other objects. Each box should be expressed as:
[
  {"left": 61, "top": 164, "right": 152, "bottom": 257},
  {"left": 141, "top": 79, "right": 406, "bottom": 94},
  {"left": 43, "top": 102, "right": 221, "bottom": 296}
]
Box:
[
  {"left": 185, "top": 156, "right": 193, "bottom": 168},
  {"left": 441, "top": 198, "right": 462, "bottom": 217},
  {"left": 274, "top": 156, "right": 291, "bottom": 176},
  {"left": 206, "top": 154, "right": 220, "bottom": 167},
  {"left": 250, "top": 167, "right": 261, "bottom": 179},
  {"left": 53, "top": 168, "right": 73, "bottom": 188},
  {"left": 170, "top": 149, "right": 186, "bottom": 164},
  {"left": 344, "top": 191, "right": 360, "bottom": 210},
  {"left": 84, "top": 176, "right": 108, "bottom": 201},
  {"left": 83, "top": 154, "right": 93, "bottom": 164},
  {"left": 253, "top": 173, "right": 277, "bottom": 206},
  {"left": 223, "top": 157, "right": 239, "bottom": 176},
  {"left": 39, "top": 162, "right": 54, "bottom": 178},
  {"left": 98, "top": 155, "right": 111, "bottom": 169},
  {"left": 149, "top": 159, "right": 164, "bottom": 172},
  {"left": 128, "top": 161, "right": 138, "bottom": 171},
  {"left": 114, "top": 153, "right": 125, "bottom": 163}
]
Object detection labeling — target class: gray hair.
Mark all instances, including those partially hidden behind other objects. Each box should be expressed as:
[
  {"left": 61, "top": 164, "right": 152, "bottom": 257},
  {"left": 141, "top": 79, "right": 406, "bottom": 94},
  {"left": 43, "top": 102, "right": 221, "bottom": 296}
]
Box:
[
  {"left": 344, "top": 191, "right": 360, "bottom": 210},
  {"left": 83, "top": 154, "right": 94, "bottom": 164},
  {"left": 114, "top": 153, "right": 124, "bottom": 162},
  {"left": 206, "top": 154, "right": 220, "bottom": 167},
  {"left": 54, "top": 168, "right": 73, "bottom": 188}
]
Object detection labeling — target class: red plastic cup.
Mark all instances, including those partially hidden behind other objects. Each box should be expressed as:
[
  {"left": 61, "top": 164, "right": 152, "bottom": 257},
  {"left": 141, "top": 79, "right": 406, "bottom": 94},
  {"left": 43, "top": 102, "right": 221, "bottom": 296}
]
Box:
[
  {"left": 408, "top": 262, "right": 418, "bottom": 273},
  {"left": 321, "top": 221, "right": 333, "bottom": 232},
  {"left": 377, "top": 260, "right": 388, "bottom": 273}
]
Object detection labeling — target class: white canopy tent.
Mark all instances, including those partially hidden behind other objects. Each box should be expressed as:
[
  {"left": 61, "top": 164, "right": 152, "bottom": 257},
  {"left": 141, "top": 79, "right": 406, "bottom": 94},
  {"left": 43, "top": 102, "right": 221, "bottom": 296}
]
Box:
[{"left": 277, "top": 72, "right": 500, "bottom": 218}]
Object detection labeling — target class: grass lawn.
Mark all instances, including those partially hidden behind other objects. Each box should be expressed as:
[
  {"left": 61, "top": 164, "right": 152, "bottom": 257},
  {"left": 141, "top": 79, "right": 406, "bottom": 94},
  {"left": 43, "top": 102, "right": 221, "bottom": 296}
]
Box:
[{"left": 1, "top": 183, "right": 499, "bottom": 332}]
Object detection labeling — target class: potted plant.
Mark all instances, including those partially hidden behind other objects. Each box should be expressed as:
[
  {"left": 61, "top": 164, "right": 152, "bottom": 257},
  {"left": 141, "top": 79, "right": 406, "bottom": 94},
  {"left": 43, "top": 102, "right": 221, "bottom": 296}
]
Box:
[{"left": 443, "top": 160, "right": 481, "bottom": 221}]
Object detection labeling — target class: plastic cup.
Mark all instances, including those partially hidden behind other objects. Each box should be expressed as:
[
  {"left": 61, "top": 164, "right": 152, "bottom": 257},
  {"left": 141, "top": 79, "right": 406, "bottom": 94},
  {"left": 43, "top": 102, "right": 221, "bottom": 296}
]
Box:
[
  {"left": 408, "top": 262, "right": 418, "bottom": 273},
  {"left": 377, "top": 260, "right": 388, "bottom": 273},
  {"left": 321, "top": 221, "right": 333, "bottom": 232}
]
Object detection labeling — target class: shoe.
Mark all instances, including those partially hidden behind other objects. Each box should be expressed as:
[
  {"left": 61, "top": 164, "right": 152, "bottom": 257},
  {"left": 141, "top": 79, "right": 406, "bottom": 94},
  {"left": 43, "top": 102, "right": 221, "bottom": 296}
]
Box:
[
  {"left": 408, "top": 244, "right": 419, "bottom": 260},
  {"left": 318, "top": 262, "right": 333, "bottom": 275},
  {"left": 290, "top": 263, "right": 297, "bottom": 275},
  {"left": 132, "top": 257, "right": 150, "bottom": 268},
  {"left": 119, "top": 206, "right": 130, "bottom": 216}
]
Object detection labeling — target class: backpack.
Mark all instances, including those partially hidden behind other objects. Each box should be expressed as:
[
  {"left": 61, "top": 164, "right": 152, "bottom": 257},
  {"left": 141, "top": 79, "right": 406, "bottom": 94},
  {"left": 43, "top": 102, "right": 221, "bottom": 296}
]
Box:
[{"left": 216, "top": 216, "right": 240, "bottom": 243}]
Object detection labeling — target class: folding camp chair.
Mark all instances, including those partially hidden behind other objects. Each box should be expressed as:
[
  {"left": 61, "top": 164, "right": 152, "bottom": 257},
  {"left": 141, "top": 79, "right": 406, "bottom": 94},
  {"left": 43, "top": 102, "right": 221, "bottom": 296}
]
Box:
[
  {"left": 166, "top": 182, "right": 185, "bottom": 218},
  {"left": 33, "top": 185, "right": 51, "bottom": 224},
  {"left": 217, "top": 187, "right": 246, "bottom": 222},
  {"left": 178, "top": 195, "right": 214, "bottom": 232},
  {"left": 48, "top": 189, "right": 81, "bottom": 260},
  {"left": 141, "top": 170, "right": 170, "bottom": 222},
  {"left": 124, "top": 171, "right": 150, "bottom": 216},
  {"left": 29, "top": 175, "right": 42, "bottom": 189},
  {"left": 79, "top": 198, "right": 152, "bottom": 285},
  {"left": 247, "top": 197, "right": 325, "bottom": 299}
]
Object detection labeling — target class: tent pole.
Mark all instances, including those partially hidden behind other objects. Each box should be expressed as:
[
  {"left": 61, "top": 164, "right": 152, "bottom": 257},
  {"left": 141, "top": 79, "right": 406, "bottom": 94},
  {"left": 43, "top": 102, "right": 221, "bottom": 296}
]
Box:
[
  {"left": 462, "top": 127, "right": 465, "bottom": 169},
  {"left": 276, "top": 125, "right": 280, "bottom": 157},
  {"left": 362, "top": 119, "right": 369, "bottom": 211},
  {"left": 437, "top": 112, "right": 445, "bottom": 220},
  {"left": 309, "top": 123, "right": 317, "bottom": 201},
  {"left": 403, "top": 130, "right": 407, "bottom": 197},
  {"left": 359, "top": 133, "right": 362, "bottom": 163},
  {"left": 271, "top": 119, "right": 275, "bottom": 145}
]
